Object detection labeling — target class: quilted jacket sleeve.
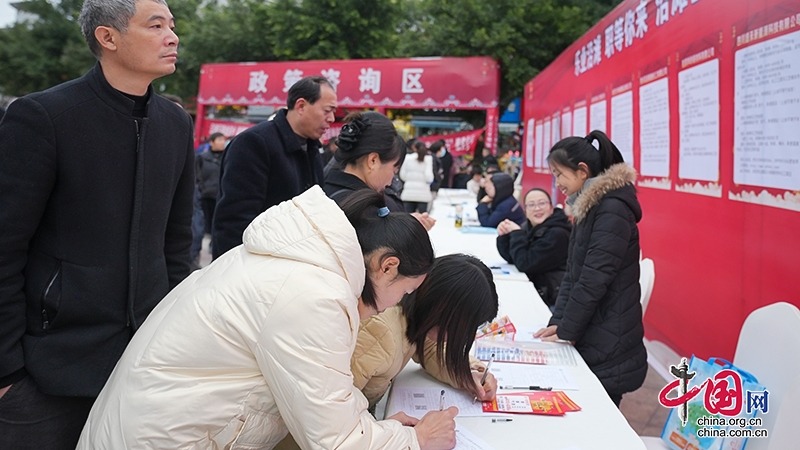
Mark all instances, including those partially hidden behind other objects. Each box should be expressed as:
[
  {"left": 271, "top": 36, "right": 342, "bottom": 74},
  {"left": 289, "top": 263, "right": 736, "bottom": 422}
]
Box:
[{"left": 557, "top": 199, "right": 632, "bottom": 342}]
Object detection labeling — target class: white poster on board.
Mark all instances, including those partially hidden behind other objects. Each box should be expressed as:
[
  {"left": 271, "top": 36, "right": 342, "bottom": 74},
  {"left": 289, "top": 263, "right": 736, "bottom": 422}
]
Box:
[
  {"left": 525, "top": 118, "right": 535, "bottom": 168},
  {"left": 590, "top": 100, "right": 607, "bottom": 134},
  {"left": 678, "top": 58, "right": 720, "bottom": 181},
  {"left": 639, "top": 77, "right": 671, "bottom": 177},
  {"left": 542, "top": 119, "right": 551, "bottom": 168},
  {"left": 573, "top": 107, "right": 587, "bottom": 136},
  {"left": 611, "top": 91, "right": 634, "bottom": 165},
  {"left": 734, "top": 30, "right": 800, "bottom": 191},
  {"left": 561, "top": 111, "right": 572, "bottom": 138},
  {"left": 534, "top": 122, "right": 544, "bottom": 169}
]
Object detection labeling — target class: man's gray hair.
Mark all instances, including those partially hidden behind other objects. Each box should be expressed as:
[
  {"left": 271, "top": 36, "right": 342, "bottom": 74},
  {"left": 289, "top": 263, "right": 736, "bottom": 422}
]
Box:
[{"left": 78, "top": 0, "right": 168, "bottom": 59}]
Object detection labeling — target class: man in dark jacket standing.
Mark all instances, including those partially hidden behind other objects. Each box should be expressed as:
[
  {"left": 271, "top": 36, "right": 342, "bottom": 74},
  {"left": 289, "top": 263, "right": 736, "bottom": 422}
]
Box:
[
  {"left": 197, "top": 132, "right": 226, "bottom": 235},
  {"left": 0, "top": 0, "right": 193, "bottom": 448},
  {"left": 212, "top": 76, "right": 337, "bottom": 259}
]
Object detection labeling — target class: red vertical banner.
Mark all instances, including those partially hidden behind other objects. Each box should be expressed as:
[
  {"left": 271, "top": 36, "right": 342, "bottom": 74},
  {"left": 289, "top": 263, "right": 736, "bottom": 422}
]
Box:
[{"left": 485, "top": 107, "right": 499, "bottom": 152}]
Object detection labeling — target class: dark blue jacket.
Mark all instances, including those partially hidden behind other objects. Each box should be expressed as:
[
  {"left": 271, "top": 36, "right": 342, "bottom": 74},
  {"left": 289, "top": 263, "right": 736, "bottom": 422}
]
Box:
[
  {"left": 212, "top": 109, "right": 323, "bottom": 259},
  {"left": 476, "top": 196, "right": 526, "bottom": 228}
]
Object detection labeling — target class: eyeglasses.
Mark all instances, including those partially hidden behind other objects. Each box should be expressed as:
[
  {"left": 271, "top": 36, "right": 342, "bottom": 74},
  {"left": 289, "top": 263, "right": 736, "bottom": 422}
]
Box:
[{"left": 525, "top": 201, "right": 551, "bottom": 210}]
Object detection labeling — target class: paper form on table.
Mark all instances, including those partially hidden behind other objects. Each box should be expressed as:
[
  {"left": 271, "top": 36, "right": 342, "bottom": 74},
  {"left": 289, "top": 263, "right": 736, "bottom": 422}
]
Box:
[{"left": 491, "top": 362, "right": 579, "bottom": 391}]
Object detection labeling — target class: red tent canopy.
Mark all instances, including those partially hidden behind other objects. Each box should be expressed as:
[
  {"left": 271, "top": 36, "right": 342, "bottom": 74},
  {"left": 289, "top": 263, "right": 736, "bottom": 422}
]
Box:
[{"left": 195, "top": 56, "right": 501, "bottom": 149}]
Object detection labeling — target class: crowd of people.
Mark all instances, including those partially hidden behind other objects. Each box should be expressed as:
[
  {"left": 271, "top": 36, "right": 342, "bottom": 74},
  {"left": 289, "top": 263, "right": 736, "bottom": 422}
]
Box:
[{"left": 0, "top": 0, "right": 646, "bottom": 448}]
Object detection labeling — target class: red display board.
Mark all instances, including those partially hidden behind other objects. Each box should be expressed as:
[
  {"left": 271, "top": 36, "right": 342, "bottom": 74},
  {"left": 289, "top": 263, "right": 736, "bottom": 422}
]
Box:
[
  {"left": 521, "top": 0, "right": 800, "bottom": 361},
  {"left": 417, "top": 129, "right": 485, "bottom": 157},
  {"left": 195, "top": 57, "right": 500, "bottom": 149}
]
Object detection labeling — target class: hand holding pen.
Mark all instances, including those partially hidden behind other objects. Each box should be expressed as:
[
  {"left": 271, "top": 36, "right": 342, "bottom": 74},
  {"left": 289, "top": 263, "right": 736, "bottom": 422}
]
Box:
[{"left": 472, "top": 353, "right": 497, "bottom": 403}]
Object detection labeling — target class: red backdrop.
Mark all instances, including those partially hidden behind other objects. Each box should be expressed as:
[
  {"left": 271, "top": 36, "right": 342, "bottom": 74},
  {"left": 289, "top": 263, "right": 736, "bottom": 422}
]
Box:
[
  {"left": 195, "top": 57, "right": 500, "bottom": 149},
  {"left": 521, "top": 0, "right": 800, "bottom": 361}
]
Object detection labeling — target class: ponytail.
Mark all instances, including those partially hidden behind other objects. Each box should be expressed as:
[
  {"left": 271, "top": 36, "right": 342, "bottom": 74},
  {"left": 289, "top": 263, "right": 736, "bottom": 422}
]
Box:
[
  {"left": 547, "top": 130, "right": 624, "bottom": 177},
  {"left": 339, "top": 189, "right": 434, "bottom": 308}
]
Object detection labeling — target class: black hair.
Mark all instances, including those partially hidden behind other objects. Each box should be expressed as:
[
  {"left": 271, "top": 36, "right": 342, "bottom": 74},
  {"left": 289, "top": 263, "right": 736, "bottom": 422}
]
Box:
[
  {"left": 489, "top": 172, "right": 514, "bottom": 208},
  {"left": 287, "top": 76, "right": 333, "bottom": 110},
  {"left": 339, "top": 189, "right": 434, "bottom": 309},
  {"left": 524, "top": 187, "right": 552, "bottom": 204},
  {"left": 335, "top": 111, "right": 406, "bottom": 168},
  {"left": 413, "top": 140, "right": 428, "bottom": 162},
  {"left": 208, "top": 132, "right": 225, "bottom": 142},
  {"left": 429, "top": 140, "right": 444, "bottom": 155},
  {"left": 547, "top": 130, "right": 624, "bottom": 178},
  {"left": 402, "top": 254, "right": 498, "bottom": 397},
  {"left": 470, "top": 166, "right": 483, "bottom": 177}
]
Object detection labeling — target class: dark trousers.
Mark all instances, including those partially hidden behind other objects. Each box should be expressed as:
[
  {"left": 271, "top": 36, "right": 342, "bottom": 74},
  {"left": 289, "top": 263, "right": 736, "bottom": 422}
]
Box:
[
  {"left": 404, "top": 201, "right": 428, "bottom": 214},
  {"left": 201, "top": 197, "right": 217, "bottom": 235},
  {"left": 0, "top": 375, "right": 95, "bottom": 450}
]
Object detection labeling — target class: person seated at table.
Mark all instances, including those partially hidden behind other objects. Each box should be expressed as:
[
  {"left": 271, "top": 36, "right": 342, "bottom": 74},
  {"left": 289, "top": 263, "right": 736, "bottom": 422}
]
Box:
[
  {"left": 476, "top": 172, "right": 526, "bottom": 228},
  {"left": 466, "top": 166, "right": 483, "bottom": 195},
  {"left": 77, "top": 188, "right": 458, "bottom": 450},
  {"left": 535, "top": 130, "right": 647, "bottom": 408},
  {"left": 496, "top": 188, "right": 571, "bottom": 309},
  {"left": 324, "top": 111, "right": 436, "bottom": 230},
  {"left": 353, "top": 253, "right": 500, "bottom": 410},
  {"left": 475, "top": 164, "right": 500, "bottom": 203}
]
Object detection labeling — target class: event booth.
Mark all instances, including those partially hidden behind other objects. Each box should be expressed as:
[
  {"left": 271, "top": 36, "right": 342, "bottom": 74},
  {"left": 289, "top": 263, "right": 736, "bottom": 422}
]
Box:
[
  {"left": 195, "top": 56, "right": 500, "bottom": 157},
  {"left": 519, "top": 0, "right": 800, "bottom": 361}
]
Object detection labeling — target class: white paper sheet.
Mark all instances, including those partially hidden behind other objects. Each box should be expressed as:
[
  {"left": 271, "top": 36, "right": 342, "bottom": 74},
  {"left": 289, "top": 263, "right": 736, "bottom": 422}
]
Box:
[
  {"left": 491, "top": 362, "right": 579, "bottom": 391},
  {"left": 678, "top": 57, "right": 720, "bottom": 182},
  {"left": 610, "top": 90, "right": 634, "bottom": 165},
  {"left": 455, "top": 424, "right": 497, "bottom": 450},
  {"left": 734, "top": 30, "right": 800, "bottom": 191},
  {"left": 387, "top": 386, "right": 497, "bottom": 418},
  {"left": 639, "top": 76, "right": 671, "bottom": 177}
]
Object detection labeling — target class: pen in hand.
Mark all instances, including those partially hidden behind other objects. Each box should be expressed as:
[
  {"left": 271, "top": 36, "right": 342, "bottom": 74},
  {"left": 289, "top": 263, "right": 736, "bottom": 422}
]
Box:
[
  {"left": 500, "top": 385, "right": 553, "bottom": 391},
  {"left": 439, "top": 389, "right": 445, "bottom": 411},
  {"left": 473, "top": 353, "right": 495, "bottom": 404}
]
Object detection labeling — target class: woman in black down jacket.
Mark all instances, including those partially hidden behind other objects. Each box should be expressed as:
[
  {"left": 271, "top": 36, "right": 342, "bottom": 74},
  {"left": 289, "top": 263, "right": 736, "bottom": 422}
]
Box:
[
  {"left": 535, "top": 130, "right": 647, "bottom": 408},
  {"left": 496, "top": 188, "right": 571, "bottom": 309}
]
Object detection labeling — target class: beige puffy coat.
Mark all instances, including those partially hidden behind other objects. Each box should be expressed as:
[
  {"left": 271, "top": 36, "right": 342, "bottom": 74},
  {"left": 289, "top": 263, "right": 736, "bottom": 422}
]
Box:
[
  {"left": 353, "top": 306, "right": 486, "bottom": 409},
  {"left": 77, "top": 186, "right": 419, "bottom": 450}
]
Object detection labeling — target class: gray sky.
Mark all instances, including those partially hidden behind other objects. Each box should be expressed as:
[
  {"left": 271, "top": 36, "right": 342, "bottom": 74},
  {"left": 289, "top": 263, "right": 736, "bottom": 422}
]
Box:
[{"left": 0, "top": 0, "right": 16, "bottom": 28}]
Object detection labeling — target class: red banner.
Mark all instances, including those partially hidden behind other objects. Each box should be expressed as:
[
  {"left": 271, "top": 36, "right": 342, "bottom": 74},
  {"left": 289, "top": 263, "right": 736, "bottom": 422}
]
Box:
[
  {"left": 417, "top": 129, "right": 485, "bottom": 157},
  {"left": 201, "top": 119, "right": 254, "bottom": 140},
  {"left": 197, "top": 57, "right": 499, "bottom": 110},
  {"left": 521, "top": 0, "right": 800, "bottom": 362}
]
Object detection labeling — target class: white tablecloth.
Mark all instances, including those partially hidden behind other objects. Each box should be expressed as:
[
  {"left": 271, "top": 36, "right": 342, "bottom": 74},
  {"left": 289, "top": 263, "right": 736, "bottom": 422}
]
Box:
[{"left": 385, "top": 189, "right": 645, "bottom": 450}]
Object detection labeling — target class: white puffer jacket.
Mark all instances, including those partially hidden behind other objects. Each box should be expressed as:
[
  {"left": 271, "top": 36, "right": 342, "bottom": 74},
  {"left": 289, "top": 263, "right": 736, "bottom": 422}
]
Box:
[
  {"left": 77, "top": 186, "right": 419, "bottom": 450},
  {"left": 399, "top": 155, "right": 434, "bottom": 203}
]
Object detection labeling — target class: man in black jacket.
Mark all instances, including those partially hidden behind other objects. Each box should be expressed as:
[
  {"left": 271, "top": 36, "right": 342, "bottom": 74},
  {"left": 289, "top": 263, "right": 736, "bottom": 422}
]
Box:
[
  {"left": 212, "top": 76, "right": 337, "bottom": 259},
  {"left": 0, "top": 0, "right": 193, "bottom": 448}
]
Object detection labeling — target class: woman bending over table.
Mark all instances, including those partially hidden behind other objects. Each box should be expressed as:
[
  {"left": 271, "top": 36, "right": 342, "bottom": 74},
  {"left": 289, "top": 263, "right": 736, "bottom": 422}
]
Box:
[{"left": 78, "top": 188, "right": 457, "bottom": 450}]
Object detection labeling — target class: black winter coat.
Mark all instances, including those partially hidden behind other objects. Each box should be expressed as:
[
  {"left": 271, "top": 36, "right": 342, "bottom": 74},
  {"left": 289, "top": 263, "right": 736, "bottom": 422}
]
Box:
[
  {"left": 212, "top": 109, "right": 324, "bottom": 259},
  {"left": 323, "top": 170, "right": 404, "bottom": 212},
  {"left": 0, "top": 63, "right": 194, "bottom": 396},
  {"left": 196, "top": 149, "right": 224, "bottom": 199},
  {"left": 497, "top": 208, "right": 571, "bottom": 307},
  {"left": 549, "top": 164, "right": 647, "bottom": 396}
]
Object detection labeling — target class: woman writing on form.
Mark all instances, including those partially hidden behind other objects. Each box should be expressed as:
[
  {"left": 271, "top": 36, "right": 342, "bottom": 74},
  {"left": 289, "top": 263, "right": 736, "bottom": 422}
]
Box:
[{"left": 79, "top": 188, "right": 457, "bottom": 450}]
